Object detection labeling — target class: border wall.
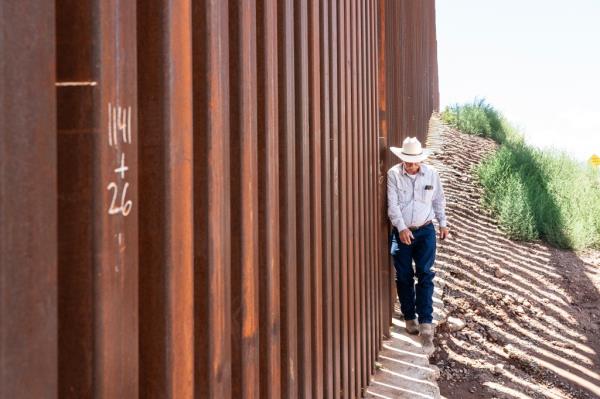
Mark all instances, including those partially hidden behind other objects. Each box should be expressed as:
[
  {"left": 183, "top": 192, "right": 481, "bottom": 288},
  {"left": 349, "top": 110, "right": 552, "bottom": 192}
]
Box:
[{"left": 0, "top": 1, "right": 438, "bottom": 397}]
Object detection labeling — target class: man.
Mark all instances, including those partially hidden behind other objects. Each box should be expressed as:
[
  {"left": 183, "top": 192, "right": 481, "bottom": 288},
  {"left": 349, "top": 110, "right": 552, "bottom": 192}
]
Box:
[{"left": 387, "top": 136, "right": 448, "bottom": 356}]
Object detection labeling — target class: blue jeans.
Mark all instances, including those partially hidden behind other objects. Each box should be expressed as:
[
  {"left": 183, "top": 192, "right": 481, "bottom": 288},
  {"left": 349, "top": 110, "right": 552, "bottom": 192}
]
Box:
[{"left": 390, "top": 223, "right": 436, "bottom": 324}]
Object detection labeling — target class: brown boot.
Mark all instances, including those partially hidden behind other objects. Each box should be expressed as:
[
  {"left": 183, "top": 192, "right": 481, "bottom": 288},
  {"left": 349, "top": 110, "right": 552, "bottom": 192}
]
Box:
[
  {"left": 405, "top": 319, "right": 419, "bottom": 335},
  {"left": 419, "top": 323, "right": 435, "bottom": 357}
]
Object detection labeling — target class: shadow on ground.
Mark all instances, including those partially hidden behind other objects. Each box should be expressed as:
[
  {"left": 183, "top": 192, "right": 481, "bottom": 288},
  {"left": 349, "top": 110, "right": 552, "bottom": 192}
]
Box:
[{"left": 431, "top": 124, "right": 600, "bottom": 399}]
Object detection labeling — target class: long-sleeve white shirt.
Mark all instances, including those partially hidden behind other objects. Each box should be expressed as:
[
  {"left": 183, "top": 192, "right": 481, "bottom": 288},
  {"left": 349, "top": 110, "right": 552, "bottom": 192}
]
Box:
[{"left": 387, "top": 163, "right": 447, "bottom": 231}]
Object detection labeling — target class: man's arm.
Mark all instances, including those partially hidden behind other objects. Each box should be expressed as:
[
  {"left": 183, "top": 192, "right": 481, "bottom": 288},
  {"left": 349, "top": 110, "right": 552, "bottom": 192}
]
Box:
[
  {"left": 432, "top": 171, "right": 449, "bottom": 238},
  {"left": 387, "top": 169, "right": 407, "bottom": 231}
]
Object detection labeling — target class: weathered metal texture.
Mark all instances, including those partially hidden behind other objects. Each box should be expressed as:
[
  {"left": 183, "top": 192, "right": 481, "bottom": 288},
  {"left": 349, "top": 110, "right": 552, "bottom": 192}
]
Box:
[
  {"left": 229, "top": 1, "right": 260, "bottom": 398},
  {"left": 277, "top": 0, "right": 299, "bottom": 397},
  {"left": 2, "top": 0, "right": 438, "bottom": 398},
  {"left": 56, "top": 0, "right": 139, "bottom": 398},
  {"left": 192, "top": 0, "right": 233, "bottom": 397},
  {"left": 137, "top": 0, "right": 194, "bottom": 398},
  {"left": 257, "top": 1, "right": 282, "bottom": 398},
  {"left": 0, "top": 2, "right": 57, "bottom": 398},
  {"left": 379, "top": 0, "right": 439, "bottom": 147},
  {"left": 377, "top": 0, "right": 440, "bottom": 330}
]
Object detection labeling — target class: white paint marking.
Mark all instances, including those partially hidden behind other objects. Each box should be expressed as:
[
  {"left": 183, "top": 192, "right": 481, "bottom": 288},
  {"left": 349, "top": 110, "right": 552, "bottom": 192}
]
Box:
[
  {"left": 108, "top": 103, "right": 113, "bottom": 146},
  {"left": 127, "top": 106, "right": 132, "bottom": 143},
  {"left": 119, "top": 107, "right": 128, "bottom": 143},
  {"left": 112, "top": 105, "right": 118, "bottom": 146},
  {"left": 114, "top": 153, "right": 129, "bottom": 179},
  {"left": 55, "top": 81, "right": 98, "bottom": 86}
]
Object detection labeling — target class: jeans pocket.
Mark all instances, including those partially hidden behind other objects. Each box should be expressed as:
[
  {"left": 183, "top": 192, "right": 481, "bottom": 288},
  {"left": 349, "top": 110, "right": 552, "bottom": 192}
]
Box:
[{"left": 389, "top": 230, "right": 400, "bottom": 256}]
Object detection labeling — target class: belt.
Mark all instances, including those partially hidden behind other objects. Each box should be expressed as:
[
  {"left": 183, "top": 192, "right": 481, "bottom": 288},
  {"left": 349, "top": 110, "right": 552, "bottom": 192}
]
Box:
[{"left": 407, "top": 220, "right": 432, "bottom": 232}]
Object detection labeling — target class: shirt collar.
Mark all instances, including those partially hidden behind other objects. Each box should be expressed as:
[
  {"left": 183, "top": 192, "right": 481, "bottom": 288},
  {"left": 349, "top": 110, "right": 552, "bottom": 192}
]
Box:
[{"left": 402, "top": 163, "right": 426, "bottom": 177}]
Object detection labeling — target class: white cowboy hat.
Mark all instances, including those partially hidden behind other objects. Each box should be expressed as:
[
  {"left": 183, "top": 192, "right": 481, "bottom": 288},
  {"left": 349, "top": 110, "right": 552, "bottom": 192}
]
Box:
[{"left": 390, "top": 137, "right": 431, "bottom": 162}]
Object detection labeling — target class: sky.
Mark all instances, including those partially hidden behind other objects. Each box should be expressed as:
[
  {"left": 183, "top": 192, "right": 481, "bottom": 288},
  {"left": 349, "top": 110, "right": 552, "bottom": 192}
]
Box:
[{"left": 436, "top": 0, "right": 600, "bottom": 162}]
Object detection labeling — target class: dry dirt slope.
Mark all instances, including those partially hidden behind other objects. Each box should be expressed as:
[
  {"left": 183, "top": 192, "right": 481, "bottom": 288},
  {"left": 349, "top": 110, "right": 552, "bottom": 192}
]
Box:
[{"left": 431, "top": 124, "right": 600, "bottom": 399}]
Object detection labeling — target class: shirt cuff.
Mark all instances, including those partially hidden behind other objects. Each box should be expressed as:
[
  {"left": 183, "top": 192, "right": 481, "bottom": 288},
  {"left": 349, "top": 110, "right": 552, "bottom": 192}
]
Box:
[
  {"left": 395, "top": 219, "right": 407, "bottom": 231},
  {"left": 438, "top": 219, "right": 447, "bottom": 228}
]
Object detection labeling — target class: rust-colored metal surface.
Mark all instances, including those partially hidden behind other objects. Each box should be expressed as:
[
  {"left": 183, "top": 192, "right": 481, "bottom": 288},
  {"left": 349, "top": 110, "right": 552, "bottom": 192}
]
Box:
[
  {"left": 257, "top": 1, "right": 282, "bottom": 398},
  {"left": 192, "top": 0, "right": 233, "bottom": 397},
  {"left": 56, "top": 0, "right": 139, "bottom": 398},
  {"left": 1, "top": 0, "right": 438, "bottom": 397},
  {"left": 277, "top": 0, "right": 299, "bottom": 397},
  {"left": 137, "top": 0, "right": 194, "bottom": 398},
  {"left": 0, "top": 2, "right": 57, "bottom": 398}
]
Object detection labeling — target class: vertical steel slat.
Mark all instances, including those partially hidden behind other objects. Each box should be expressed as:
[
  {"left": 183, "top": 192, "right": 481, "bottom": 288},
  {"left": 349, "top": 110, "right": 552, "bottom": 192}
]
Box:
[
  {"left": 229, "top": 0, "right": 260, "bottom": 397},
  {"left": 364, "top": 0, "right": 372, "bottom": 382},
  {"left": 192, "top": 0, "right": 232, "bottom": 397},
  {"left": 414, "top": 0, "right": 421, "bottom": 137},
  {"left": 277, "top": 0, "right": 298, "bottom": 396},
  {"left": 405, "top": 0, "right": 412, "bottom": 140},
  {"left": 374, "top": 0, "right": 380, "bottom": 361},
  {"left": 399, "top": 0, "right": 407, "bottom": 142},
  {"left": 356, "top": 1, "right": 368, "bottom": 390},
  {"left": 0, "top": 2, "right": 57, "bottom": 398},
  {"left": 342, "top": 0, "right": 355, "bottom": 396},
  {"left": 374, "top": 0, "right": 383, "bottom": 350},
  {"left": 376, "top": 0, "right": 392, "bottom": 340},
  {"left": 411, "top": 1, "right": 419, "bottom": 139},
  {"left": 355, "top": 0, "right": 365, "bottom": 389},
  {"left": 393, "top": 0, "right": 401, "bottom": 317},
  {"left": 418, "top": 0, "right": 426, "bottom": 137},
  {"left": 337, "top": 0, "right": 350, "bottom": 396},
  {"left": 293, "top": 0, "right": 313, "bottom": 396},
  {"left": 95, "top": 1, "right": 140, "bottom": 395},
  {"left": 368, "top": 0, "right": 379, "bottom": 366},
  {"left": 361, "top": 0, "right": 370, "bottom": 380},
  {"left": 372, "top": 0, "right": 380, "bottom": 367},
  {"left": 56, "top": 0, "right": 95, "bottom": 395},
  {"left": 423, "top": 0, "right": 431, "bottom": 119},
  {"left": 363, "top": 0, "right": 373, "bottom": 377},
  {"left": 350, "top": 0, "right": 360, "bottom": 395},
  {"left": 328, "top": 1, "right": 342, "bottom": 396},
  {"left": 137, "top": 0, "right": 194, "bottom": 397},
  {"left": 358, "top": 0, "right": 369, "bottom": 389},
  {"left": 390, "top": 0, "right": 396, "bottom": 319},
  {"left": 257, "top": 0, "right": 282, "bottom": 397},
  {"left": 363, "top": 1, "right": 372, "bottom": 380},
  {"left": 431, "top": 0, "right": 439, "bottom": 111},
  {"left": 386, "top": 0, "right": 394, "bottom": 338},
  {"left": 136, "top": 0, "right": 193, "bottom": 394},
  {"left": 319, "top": 0, "right": 334, "bottom": 397},
  {"left": 308, "top": 0, "right": 324, "bottom": 396}
]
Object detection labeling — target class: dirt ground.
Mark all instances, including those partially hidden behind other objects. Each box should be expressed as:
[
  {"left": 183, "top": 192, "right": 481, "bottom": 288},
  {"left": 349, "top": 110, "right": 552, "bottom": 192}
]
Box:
[{"left": 429, "top": 126, "right": 600, "bottom": 399}]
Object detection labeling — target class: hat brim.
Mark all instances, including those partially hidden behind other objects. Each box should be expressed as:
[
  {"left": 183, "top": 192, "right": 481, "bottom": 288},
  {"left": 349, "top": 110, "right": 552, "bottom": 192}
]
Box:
[{"left": 390, "top": 146, "right": 430, "bottom": 162}]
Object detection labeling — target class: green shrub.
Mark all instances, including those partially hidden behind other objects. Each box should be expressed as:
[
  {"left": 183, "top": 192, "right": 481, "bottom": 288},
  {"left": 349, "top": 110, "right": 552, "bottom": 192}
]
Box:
[
  {"left": 444, "top": 99, "right": 600, "bottom": 250},
  {"left": 476, "top": 142, "right": 600, "bottom": 250},
  {"left": 441, "top": 99, "right": 508, "bottom": 143}
]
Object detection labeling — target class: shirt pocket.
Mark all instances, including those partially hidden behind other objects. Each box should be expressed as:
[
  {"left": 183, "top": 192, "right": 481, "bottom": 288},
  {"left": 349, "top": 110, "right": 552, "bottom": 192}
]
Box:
[
  {"left": 396, "top": 188, "right": 411, "bottom": 205},
  {"left": 419, "top": 185, "right": 435, "bottom": 203}
]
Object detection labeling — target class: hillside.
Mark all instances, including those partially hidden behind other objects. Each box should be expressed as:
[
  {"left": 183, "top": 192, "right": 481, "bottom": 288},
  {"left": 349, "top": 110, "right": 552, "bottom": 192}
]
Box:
[{"left": 366, "top": 120, "right": 600, "bottom": 399}]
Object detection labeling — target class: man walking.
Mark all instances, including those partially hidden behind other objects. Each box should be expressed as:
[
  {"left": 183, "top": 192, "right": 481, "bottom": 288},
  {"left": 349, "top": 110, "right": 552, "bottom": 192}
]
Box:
[{"left": 387, "top": 137, "right": 448, "bottom": 356}]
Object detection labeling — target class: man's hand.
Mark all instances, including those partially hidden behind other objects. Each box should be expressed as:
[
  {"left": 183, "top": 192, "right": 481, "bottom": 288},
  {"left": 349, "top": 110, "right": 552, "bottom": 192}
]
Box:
[
  {"left": 399, "top": 229, "right": 415, "bottom": 245},
  {"left": 439, "top": 227, "right": 449, "bottom": 240}
]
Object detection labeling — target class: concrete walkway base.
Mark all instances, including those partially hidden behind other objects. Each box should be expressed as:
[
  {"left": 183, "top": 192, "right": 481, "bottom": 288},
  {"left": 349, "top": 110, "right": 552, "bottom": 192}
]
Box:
[{"left": 364, "top": 297, "right": 446, "bottom": 399}]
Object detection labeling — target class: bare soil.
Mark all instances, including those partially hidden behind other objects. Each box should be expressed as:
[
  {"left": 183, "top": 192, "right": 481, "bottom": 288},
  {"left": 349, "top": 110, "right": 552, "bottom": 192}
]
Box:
[{"left": 429, "top": 126, "right": 600, "bottom": 399}]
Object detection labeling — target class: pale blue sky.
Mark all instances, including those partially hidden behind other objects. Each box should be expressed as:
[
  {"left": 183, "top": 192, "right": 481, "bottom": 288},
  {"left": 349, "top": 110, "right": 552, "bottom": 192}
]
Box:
[{"left": 436, "top": 0, "right": 600, "bottom": 161}]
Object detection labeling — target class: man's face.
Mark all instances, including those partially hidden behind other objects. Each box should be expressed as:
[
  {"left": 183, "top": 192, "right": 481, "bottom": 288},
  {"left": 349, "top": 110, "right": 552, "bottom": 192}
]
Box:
[{"left": 404, "top": 161, "right": 420, "bottom": 175}]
